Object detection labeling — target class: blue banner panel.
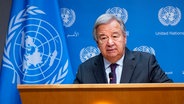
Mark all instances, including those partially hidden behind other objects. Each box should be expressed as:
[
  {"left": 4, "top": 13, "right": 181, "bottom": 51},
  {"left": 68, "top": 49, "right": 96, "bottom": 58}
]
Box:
[{"left": 59, "top": 0, "right": 184, "bottom": 82}]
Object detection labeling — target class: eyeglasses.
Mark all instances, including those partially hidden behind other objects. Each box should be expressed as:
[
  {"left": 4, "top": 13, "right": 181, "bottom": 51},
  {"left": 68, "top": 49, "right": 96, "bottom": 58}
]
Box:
[{"left": 97, "top": 33, "right": 122, "bottom": 44}]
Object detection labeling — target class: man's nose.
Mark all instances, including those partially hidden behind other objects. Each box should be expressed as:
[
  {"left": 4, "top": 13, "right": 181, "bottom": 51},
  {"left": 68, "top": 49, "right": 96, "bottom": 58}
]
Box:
[{"left": 107, "top": 38, "right": 114, "bottom": 45}]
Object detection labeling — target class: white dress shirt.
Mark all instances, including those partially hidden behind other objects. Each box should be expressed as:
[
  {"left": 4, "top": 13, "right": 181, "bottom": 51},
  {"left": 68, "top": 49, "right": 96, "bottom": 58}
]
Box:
[{"left": 103, "top": 55, "right": 124, "bottom": 84}]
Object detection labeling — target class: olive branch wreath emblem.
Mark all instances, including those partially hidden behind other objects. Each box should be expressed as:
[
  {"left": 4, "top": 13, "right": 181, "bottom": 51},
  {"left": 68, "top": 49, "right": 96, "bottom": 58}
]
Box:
[
  {"left": 3, "top": 5, "right": 68, "bottom": 84},
  {"left": 158, "top": 6, "right": 181, "bottom": 26}
]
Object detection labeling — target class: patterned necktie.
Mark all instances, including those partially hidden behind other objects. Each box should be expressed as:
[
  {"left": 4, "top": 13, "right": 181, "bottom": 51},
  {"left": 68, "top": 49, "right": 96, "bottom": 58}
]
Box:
[{"left": 109, "top": 63, "right": 118, "bottom": 83}]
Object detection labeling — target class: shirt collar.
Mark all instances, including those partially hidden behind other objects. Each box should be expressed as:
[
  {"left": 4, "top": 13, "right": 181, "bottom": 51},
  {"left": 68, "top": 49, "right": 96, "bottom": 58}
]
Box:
[{"left": 103, "top": 55, "right": 124, "bottom": 69}]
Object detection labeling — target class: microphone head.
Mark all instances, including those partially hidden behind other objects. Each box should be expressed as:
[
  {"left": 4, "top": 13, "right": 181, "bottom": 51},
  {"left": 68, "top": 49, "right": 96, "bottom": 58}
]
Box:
[{"left": 109, "top": 72, "right": 113, "bottom": 79}]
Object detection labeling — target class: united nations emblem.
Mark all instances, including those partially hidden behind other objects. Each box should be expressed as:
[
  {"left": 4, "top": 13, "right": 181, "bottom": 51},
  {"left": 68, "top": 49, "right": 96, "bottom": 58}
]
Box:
[
  {"left": 80, "top": 46, "right": 100, "bottom": 62},
  {"left": 3, "top": 6, "right": 68, "bottom": 84},
  {"left": 133, "top": 46, "right": 156, "bottom": 55},
  {"left": 158, "top": 6, "right": 181, "bottom": 26},
  {"left": 106, "top": 7, "right": 128, "bottom": 23},
  {"left": 61, "top": 8, "right": 76, "bottom": 27}
]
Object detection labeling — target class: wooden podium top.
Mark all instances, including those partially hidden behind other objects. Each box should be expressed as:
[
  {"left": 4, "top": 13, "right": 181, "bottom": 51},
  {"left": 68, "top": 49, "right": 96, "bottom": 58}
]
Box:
[
  {"left": 18, "top": 83, "right": 184, "bottom": 104},
  {"left": 18, "top": 83, "right": 184, "bottom": 89}
]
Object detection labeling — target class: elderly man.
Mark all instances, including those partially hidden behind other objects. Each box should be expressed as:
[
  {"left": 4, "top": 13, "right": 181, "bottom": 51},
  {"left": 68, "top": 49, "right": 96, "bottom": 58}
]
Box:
[{"left": 74, "top": 14, "right": 173, "bottom": 84}]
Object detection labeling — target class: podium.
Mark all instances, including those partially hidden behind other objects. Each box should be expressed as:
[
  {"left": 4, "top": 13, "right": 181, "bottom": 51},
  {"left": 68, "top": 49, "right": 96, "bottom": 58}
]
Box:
[{"left": 18, "top": 83, "right": 184, "bottom": 104}]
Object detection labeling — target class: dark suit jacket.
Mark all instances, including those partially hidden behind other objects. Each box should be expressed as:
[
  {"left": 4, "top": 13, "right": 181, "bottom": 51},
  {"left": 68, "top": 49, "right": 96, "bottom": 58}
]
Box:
[{"left": 74, "top": 47, "right": 173, "bottom": 83}]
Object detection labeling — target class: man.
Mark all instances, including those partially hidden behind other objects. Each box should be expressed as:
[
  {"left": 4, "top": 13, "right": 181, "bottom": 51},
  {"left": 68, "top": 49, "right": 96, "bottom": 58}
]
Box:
[{"left": 74, "top": 14, "right": 173, "bottom": 84}]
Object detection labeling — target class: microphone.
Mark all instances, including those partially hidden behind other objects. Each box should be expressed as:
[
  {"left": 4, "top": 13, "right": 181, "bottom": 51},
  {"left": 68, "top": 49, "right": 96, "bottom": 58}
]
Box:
[{"left": 109, "top": 72, "right": 113, "bottom": 82}]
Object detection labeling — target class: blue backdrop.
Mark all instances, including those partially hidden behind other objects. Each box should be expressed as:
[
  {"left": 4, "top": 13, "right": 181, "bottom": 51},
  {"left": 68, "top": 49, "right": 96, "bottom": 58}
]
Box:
[
  {"left": 59, "top": 0, "right": 184, "bottom": 82},
  {"left": 2, "top": 1, "right": 183, "bottom": 104}
]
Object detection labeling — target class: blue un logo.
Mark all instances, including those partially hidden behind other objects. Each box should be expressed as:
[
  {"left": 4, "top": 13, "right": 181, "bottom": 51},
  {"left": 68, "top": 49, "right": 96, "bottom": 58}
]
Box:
[
  {"left": 4, "top": 6, "right": 68, "bottom": 84},
  {"left": 14, "top": 18, "right": 63, "bottom": 83},
  {"left": 158, "top": 6, "right": 181, "bottom": 26}
]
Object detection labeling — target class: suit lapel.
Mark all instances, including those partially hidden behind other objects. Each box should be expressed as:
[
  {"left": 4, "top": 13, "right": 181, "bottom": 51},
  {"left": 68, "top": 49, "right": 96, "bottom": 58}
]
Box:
[
  {"left": 93, "top": 54, "right": 107, "bottom": 83},
  {"left": 120, "top": 48, "right": 136, "bottom": 83}
]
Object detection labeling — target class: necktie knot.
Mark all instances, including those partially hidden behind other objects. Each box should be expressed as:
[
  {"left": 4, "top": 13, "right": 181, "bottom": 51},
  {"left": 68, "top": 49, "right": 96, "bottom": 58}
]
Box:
[{"left": 110, "top": 63, "right": 118, "bottom": 72}]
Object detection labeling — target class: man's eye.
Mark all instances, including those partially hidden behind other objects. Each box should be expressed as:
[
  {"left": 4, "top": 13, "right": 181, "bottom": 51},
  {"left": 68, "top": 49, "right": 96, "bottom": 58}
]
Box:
[
  {"left": 100, "top": 36, "right": 108, "bottom": 40},
  {"left": 112, "top": 34, "right": 120, "bottom": 38},
  {"left": 112, "top": 36, "right": 118, "bottom": 39},
  {"left": 113, "top": 35, "right": 118, "bottom": 38},
  {"left": 102, "top": 37, "right": 107, "bottom": 40}
]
